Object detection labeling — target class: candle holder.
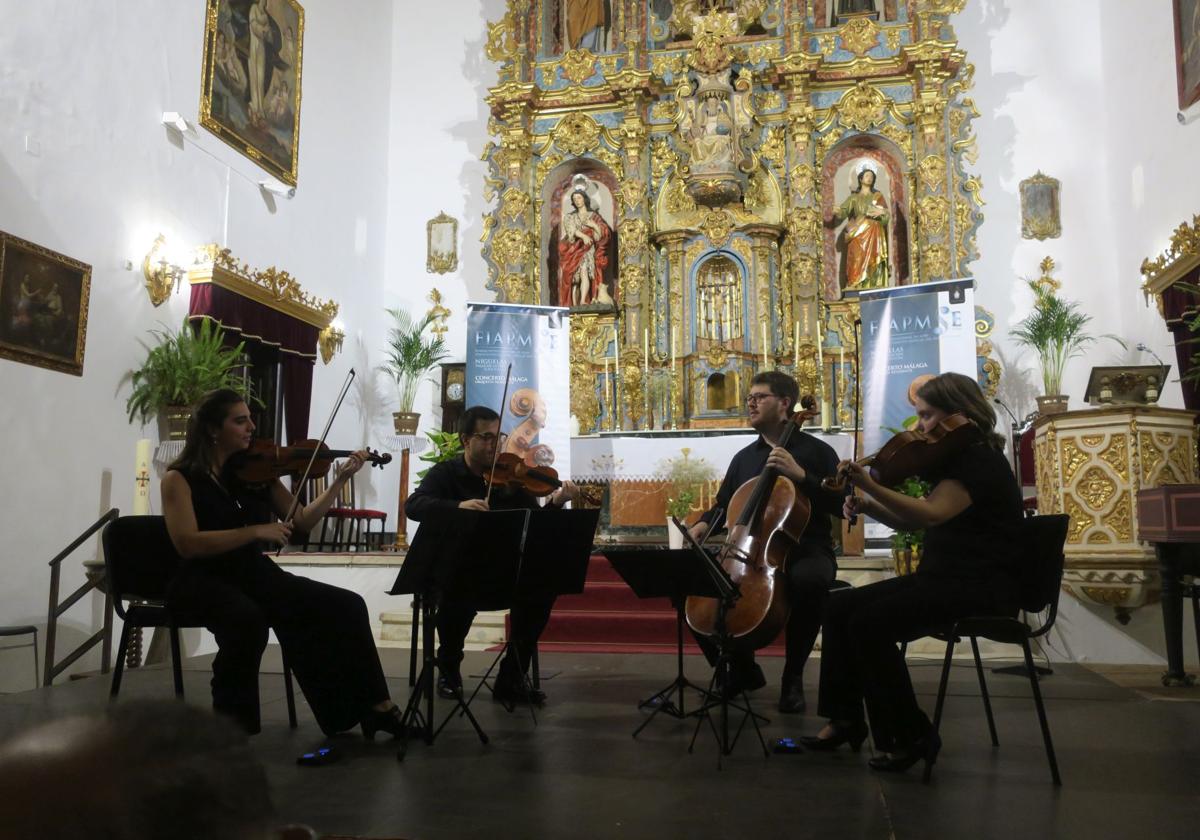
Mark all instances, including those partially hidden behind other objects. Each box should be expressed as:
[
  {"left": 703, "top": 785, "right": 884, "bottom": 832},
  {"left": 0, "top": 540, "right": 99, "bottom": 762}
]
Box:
[{"left": 669, "top": 365, "right": 681, "bottom": 430}]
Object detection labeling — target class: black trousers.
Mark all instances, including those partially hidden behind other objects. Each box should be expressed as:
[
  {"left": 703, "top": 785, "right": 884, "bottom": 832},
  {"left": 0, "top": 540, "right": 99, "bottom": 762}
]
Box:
[
  {"left": 167, "top": 554, "right": 390, "bottom": 736},
  {"left": 816, "top": 573, "right": 1012, "bottom": 752},
  {"left": 695, "top": 541, "right": 836, "bottom": 687},
  {"left": 435, "top": 594, "right": 555, "bottom": 680}
]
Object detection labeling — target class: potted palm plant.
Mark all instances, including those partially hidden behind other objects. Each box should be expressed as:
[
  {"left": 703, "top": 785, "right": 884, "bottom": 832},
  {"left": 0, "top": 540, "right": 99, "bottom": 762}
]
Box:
[
  {"left": 383, "top": 309, "right": 448, "bottom": 435},
  {"left": 1010, "top": 273, "right": 1124, "bottom": 415},
  {"left": 126, "top": 317, "right": 253, "bottom": 440},
  {"left": 659, "top": 449, "right": 717, "bottom": 549}
]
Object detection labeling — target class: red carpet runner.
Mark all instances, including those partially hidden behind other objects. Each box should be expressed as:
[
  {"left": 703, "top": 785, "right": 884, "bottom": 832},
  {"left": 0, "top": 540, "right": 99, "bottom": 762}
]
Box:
[{"left": 515, "top": 554, "right": 787, "bottom": 655}]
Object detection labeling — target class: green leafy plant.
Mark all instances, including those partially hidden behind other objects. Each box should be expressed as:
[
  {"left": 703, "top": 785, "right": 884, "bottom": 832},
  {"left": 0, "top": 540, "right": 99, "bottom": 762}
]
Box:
[
  {"left": 383, "top": 309, "right": 448, "bottom": 413},
  {"left": 659, "top": 451, "right": 717, "bottom": 521},
  {"left": 889, "top": 476, "right": 933, "bottom": 553},
  {"left": 1010, "top": 279, "right": 1125, "bottom": 396},
  {"left": 125, "top": 318, "right": 254, "bottom": 425},
  {"left": 415, "top": 429, "right": 464, "bottom": 480}
]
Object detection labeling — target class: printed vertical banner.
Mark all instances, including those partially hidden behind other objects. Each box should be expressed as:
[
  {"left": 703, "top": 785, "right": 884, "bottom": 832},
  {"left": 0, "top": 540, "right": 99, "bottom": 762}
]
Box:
[
  {"left": 466, "top": 302, "right": 571, "bottom": 481},
  {"left": 855, "top": 278, "right": 976, "bottom": 454}
]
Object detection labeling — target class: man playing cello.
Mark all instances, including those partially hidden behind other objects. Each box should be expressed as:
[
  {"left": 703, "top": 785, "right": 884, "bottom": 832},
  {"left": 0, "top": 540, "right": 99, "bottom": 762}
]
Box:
[{"left": 687, "top": 371, "right": 847, "bottom": 713}]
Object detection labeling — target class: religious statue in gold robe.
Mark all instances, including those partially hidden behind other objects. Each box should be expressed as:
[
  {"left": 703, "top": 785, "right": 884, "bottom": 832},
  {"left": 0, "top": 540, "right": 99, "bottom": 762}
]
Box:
[{"left": 831, "top": 164, "right": 890, "bottom": 290}]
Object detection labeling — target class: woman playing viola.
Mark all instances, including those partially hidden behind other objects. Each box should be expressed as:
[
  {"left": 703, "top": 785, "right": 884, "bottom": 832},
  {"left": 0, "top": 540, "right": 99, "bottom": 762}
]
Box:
[
  {"left": 801, "top": 372, "right": 1023, "bottom": 772},
  {"left": 161, "top": 388, "right": 403, "bottom": 738}
]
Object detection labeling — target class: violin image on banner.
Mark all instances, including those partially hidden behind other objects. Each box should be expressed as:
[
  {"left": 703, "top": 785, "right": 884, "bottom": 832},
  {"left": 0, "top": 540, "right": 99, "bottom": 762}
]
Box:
[
  {"left": 685, "top": 395, "right": 819, "bottom": 650},
  {"left": 484, "top": 451, "right": 563, "bottom": 498},
  {"left": 822, "top": 412, "right": 981, "bottom": 494},
  {"left": 232, "top": 438, "right": 391, "bottom": 485}
]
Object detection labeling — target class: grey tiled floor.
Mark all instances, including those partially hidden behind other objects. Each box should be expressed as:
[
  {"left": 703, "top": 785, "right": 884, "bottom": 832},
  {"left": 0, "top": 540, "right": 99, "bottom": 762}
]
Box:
[{"left": 3, "top": 648, "right": 1198, "bottom": 839}]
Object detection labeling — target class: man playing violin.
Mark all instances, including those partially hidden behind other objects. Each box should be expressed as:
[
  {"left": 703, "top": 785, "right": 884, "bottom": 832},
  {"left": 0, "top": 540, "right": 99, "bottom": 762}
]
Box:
[
  {"left": 405, "top": 405, "right": 581, "bottom": 705},
  {"left": 688, "top": 371, "right": 847, "bottom": 713}
]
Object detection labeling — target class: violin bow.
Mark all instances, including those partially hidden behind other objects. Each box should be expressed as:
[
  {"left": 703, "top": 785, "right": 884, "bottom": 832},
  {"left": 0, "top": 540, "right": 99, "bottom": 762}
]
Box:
[
  {"left": 484, "top": 362, "right": 514, "bottom": 507},
  {"left": 275, "top": 367, "right": 356, "bottom": 555}
]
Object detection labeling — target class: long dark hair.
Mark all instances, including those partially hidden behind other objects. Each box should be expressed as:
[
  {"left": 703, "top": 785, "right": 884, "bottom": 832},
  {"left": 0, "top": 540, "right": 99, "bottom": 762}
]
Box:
[
  {"left": 569, "top": 189, "right": 593, "bottom": 212},
  {"left": 915, "top": 372, "right": 1005, "bottom": 451},
  {"left": 167, "top": 389, "right": 249, "bottom": 478}
]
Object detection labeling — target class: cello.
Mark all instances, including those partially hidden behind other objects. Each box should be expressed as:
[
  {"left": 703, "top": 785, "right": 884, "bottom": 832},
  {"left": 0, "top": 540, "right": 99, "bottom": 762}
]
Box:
[{"left": 685, "top": 396, "right": 819, "bottom": 650}]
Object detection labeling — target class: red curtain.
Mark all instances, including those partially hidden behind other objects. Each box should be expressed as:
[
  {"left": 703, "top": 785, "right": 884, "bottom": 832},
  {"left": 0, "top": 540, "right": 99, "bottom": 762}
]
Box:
[
  {"left": 1160, "top": 271, "right": 1200, "bottom": 411},
  {"left": 188, "top": 283, "right": 317, "bottom": 443}
]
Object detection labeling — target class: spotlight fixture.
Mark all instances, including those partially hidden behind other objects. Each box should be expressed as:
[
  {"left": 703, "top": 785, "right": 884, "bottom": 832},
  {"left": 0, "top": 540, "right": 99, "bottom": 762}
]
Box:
[
  {"left": 161, "top": 111, "right": 192, "bottom": 133},
  {"left": 258, "top": 179, "right": 296, "bottom": 199}
]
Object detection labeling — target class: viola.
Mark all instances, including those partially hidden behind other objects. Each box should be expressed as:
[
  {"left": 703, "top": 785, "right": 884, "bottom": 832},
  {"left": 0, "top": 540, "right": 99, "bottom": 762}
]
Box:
[
  {"left": 232, "top": 438, "right": 391, "bottom": 485},
  {"left": 685, "top": 395, "right": 819, "bottom": 648},
  {"left": 823, "top": 413, "right": 980, "bottom": 492},
  {"left": 484, "top": 452, "right": 562, "bottom": 498}
]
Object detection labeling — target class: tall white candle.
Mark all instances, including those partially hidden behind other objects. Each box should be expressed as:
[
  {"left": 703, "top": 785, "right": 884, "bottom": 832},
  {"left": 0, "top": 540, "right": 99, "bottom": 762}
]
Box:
[
  {"left": 134, "top": 438, "right": 152, "bottom": 515},
  {"left": 671, "top": 326, "right": 676, "bottom": 370},
  {"left": 793, "top": 321, "right": 800, "bottom": 368},
  {"left": 613, "top": 325, "right": 620, "bottom": 373},
  {"left": 762, "top": 323, "right": 769, "bottom": 369}
]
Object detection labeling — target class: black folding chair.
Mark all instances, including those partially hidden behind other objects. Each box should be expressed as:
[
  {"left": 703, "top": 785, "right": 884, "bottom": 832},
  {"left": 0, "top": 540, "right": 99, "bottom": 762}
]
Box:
[
  {"left": 924, "top": 513, "right": 1069, "bottom": 785},
  {"left": 103, "top": 515, "right": 297, "bottom": 728}
]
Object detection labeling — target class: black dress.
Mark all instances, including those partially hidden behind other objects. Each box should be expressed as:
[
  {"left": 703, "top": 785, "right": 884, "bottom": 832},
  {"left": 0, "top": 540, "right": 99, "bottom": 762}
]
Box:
[
  {"left": 165, "top": 469, "right": 390, "bottom": 735},
  {"left": 815, "top": 441, "right": 1023, "bottom": 751}
]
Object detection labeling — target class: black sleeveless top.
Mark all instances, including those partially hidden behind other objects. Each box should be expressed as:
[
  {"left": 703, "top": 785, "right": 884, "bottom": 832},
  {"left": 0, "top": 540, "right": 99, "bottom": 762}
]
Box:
[
  {"left": 918, "top": 441, "right": 1023, "bottom": 589},
  {"left": 174, "top": 468, "right": 273, "bottom": 568}
]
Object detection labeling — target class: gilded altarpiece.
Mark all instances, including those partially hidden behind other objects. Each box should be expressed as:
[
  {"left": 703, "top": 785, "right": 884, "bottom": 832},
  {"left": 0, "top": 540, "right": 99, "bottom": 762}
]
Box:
[
  {"left": 1034, "top": 407, "right": 1200, "bottom": 619},
  {"left": 480, "top": 0, "right": 990, "bottom": 434}
]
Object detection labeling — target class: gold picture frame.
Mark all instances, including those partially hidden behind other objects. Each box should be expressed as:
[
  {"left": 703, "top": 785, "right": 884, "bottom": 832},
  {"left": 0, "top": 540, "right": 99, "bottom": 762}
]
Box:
[
  {"left": 1019, "top": 171, "right": 1062, "bottom": 241},
  {"left": 0, "top": 231, "right": 92, "bottom": 376},
  {"left": 427, "top": 212, "right": 459, "bottom": 274},
  {"left": 199, "top": 0, "right": 305, "bottom": 186}
]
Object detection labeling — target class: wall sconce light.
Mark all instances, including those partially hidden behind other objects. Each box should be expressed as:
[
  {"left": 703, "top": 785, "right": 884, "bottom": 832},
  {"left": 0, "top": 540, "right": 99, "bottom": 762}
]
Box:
[
  {"left": 318, "top": 323, "right": 345, "bottom": 365},
  {"left": 142, "top": 234, "right": 185, "bottom": 307}
]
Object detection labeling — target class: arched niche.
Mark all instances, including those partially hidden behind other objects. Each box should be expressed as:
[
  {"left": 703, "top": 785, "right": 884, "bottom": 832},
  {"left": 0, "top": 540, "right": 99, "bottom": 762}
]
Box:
[
  {"left": 539, "top": 159, "right": 620, "bottom": 310},
  {"left": 820, "top": 134, "right": 911, "bottom": 301}
]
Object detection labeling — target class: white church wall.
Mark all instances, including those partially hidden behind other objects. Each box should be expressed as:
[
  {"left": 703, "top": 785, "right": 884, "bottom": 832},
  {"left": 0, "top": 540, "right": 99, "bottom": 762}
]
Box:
[
  {"left": 375, "top": 1, "right": 506, "bottom": 535},
  {"left": 0, "top": 0, "right": 395, "bottom": 687},
  {"left": 956, "top": 0, "right": 1199, "bottom": 669}
]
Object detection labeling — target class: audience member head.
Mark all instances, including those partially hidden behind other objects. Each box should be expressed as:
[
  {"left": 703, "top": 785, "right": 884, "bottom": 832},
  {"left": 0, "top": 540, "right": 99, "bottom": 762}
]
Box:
[{"left": 0, "top": 700, "right": 278, "bottom": 840}]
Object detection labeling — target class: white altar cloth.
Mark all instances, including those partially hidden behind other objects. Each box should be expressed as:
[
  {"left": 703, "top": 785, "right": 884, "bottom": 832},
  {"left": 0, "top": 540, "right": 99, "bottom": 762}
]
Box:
[{"left": 570, "top": 430, "right": 855, "bottom": 482}]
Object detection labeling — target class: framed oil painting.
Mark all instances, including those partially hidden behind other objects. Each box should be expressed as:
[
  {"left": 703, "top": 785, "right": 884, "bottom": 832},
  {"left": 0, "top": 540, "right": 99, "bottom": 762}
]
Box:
[
  {"left": 0, "top": 231, "right": 92, "bottom": 376},
  {"left": 1176, "top": 0, "right": 1200, "bottom": 111},
  {"left": 426, "top": 212, "right": 459, "bottom": 274},
  {"left": 200, "top": 0, "right": 304, "bottom": 185}
]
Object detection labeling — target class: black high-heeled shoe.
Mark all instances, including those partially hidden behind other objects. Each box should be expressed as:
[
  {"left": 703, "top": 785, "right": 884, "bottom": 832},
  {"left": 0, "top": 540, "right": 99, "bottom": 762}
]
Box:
[
  {"left": 360, "top": 705, "right": 404, "bottom": 741},
  {"left": 867, "top": 731, "right": 941, "bottom": 773},
  {"left": 798, "top": 720, "right": 869, "bottom": 753}
]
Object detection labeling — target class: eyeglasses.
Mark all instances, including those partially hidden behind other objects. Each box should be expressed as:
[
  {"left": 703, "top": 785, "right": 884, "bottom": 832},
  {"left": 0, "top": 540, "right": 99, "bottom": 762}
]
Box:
[
  {"left": 471, "top": 432, "right": 508, "bottom": 445},
  {"left": 745, "top": 393, "right": 777, "bottom": 406}
]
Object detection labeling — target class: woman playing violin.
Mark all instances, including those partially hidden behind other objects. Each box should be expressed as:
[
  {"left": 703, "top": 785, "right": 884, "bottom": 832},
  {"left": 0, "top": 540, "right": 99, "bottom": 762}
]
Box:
[
  {"left": 802, "top": 372, "right": 1023, "bottom": 773},
  {"left": 405, "top": 405, "right": 580, "bottom": 705},
  {"left": 161, "top": 388, "right": 403, "bottom": 738}
]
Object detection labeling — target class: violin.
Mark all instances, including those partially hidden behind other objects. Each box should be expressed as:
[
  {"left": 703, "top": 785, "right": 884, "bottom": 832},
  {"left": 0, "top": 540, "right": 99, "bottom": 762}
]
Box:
[
  {"left": 232, "top": 438, "right": 391, "bottom": 485},
  {"left": 685, "top": 395, "right": 819, "bottom": 648},
  {"left": 483, "top": 451, "right": 562, "bottom": 498},
  {"left": 823, "top": 412, "right": 980, "bottom": 492}
]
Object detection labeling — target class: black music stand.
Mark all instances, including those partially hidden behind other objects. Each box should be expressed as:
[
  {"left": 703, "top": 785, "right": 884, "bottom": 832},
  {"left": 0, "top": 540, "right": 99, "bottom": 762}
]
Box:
[
  {"left": 389, "top": 507, "right": 531, "bottom": 760},
  {"left": 449, "top": 507, "right": 599, "bottom": 727},
  {"left": 672, "top": 517, "right": 771, "bottom": 766},
  {"left": 602, "top": 546, "right": 719, "bottom": 736}
]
